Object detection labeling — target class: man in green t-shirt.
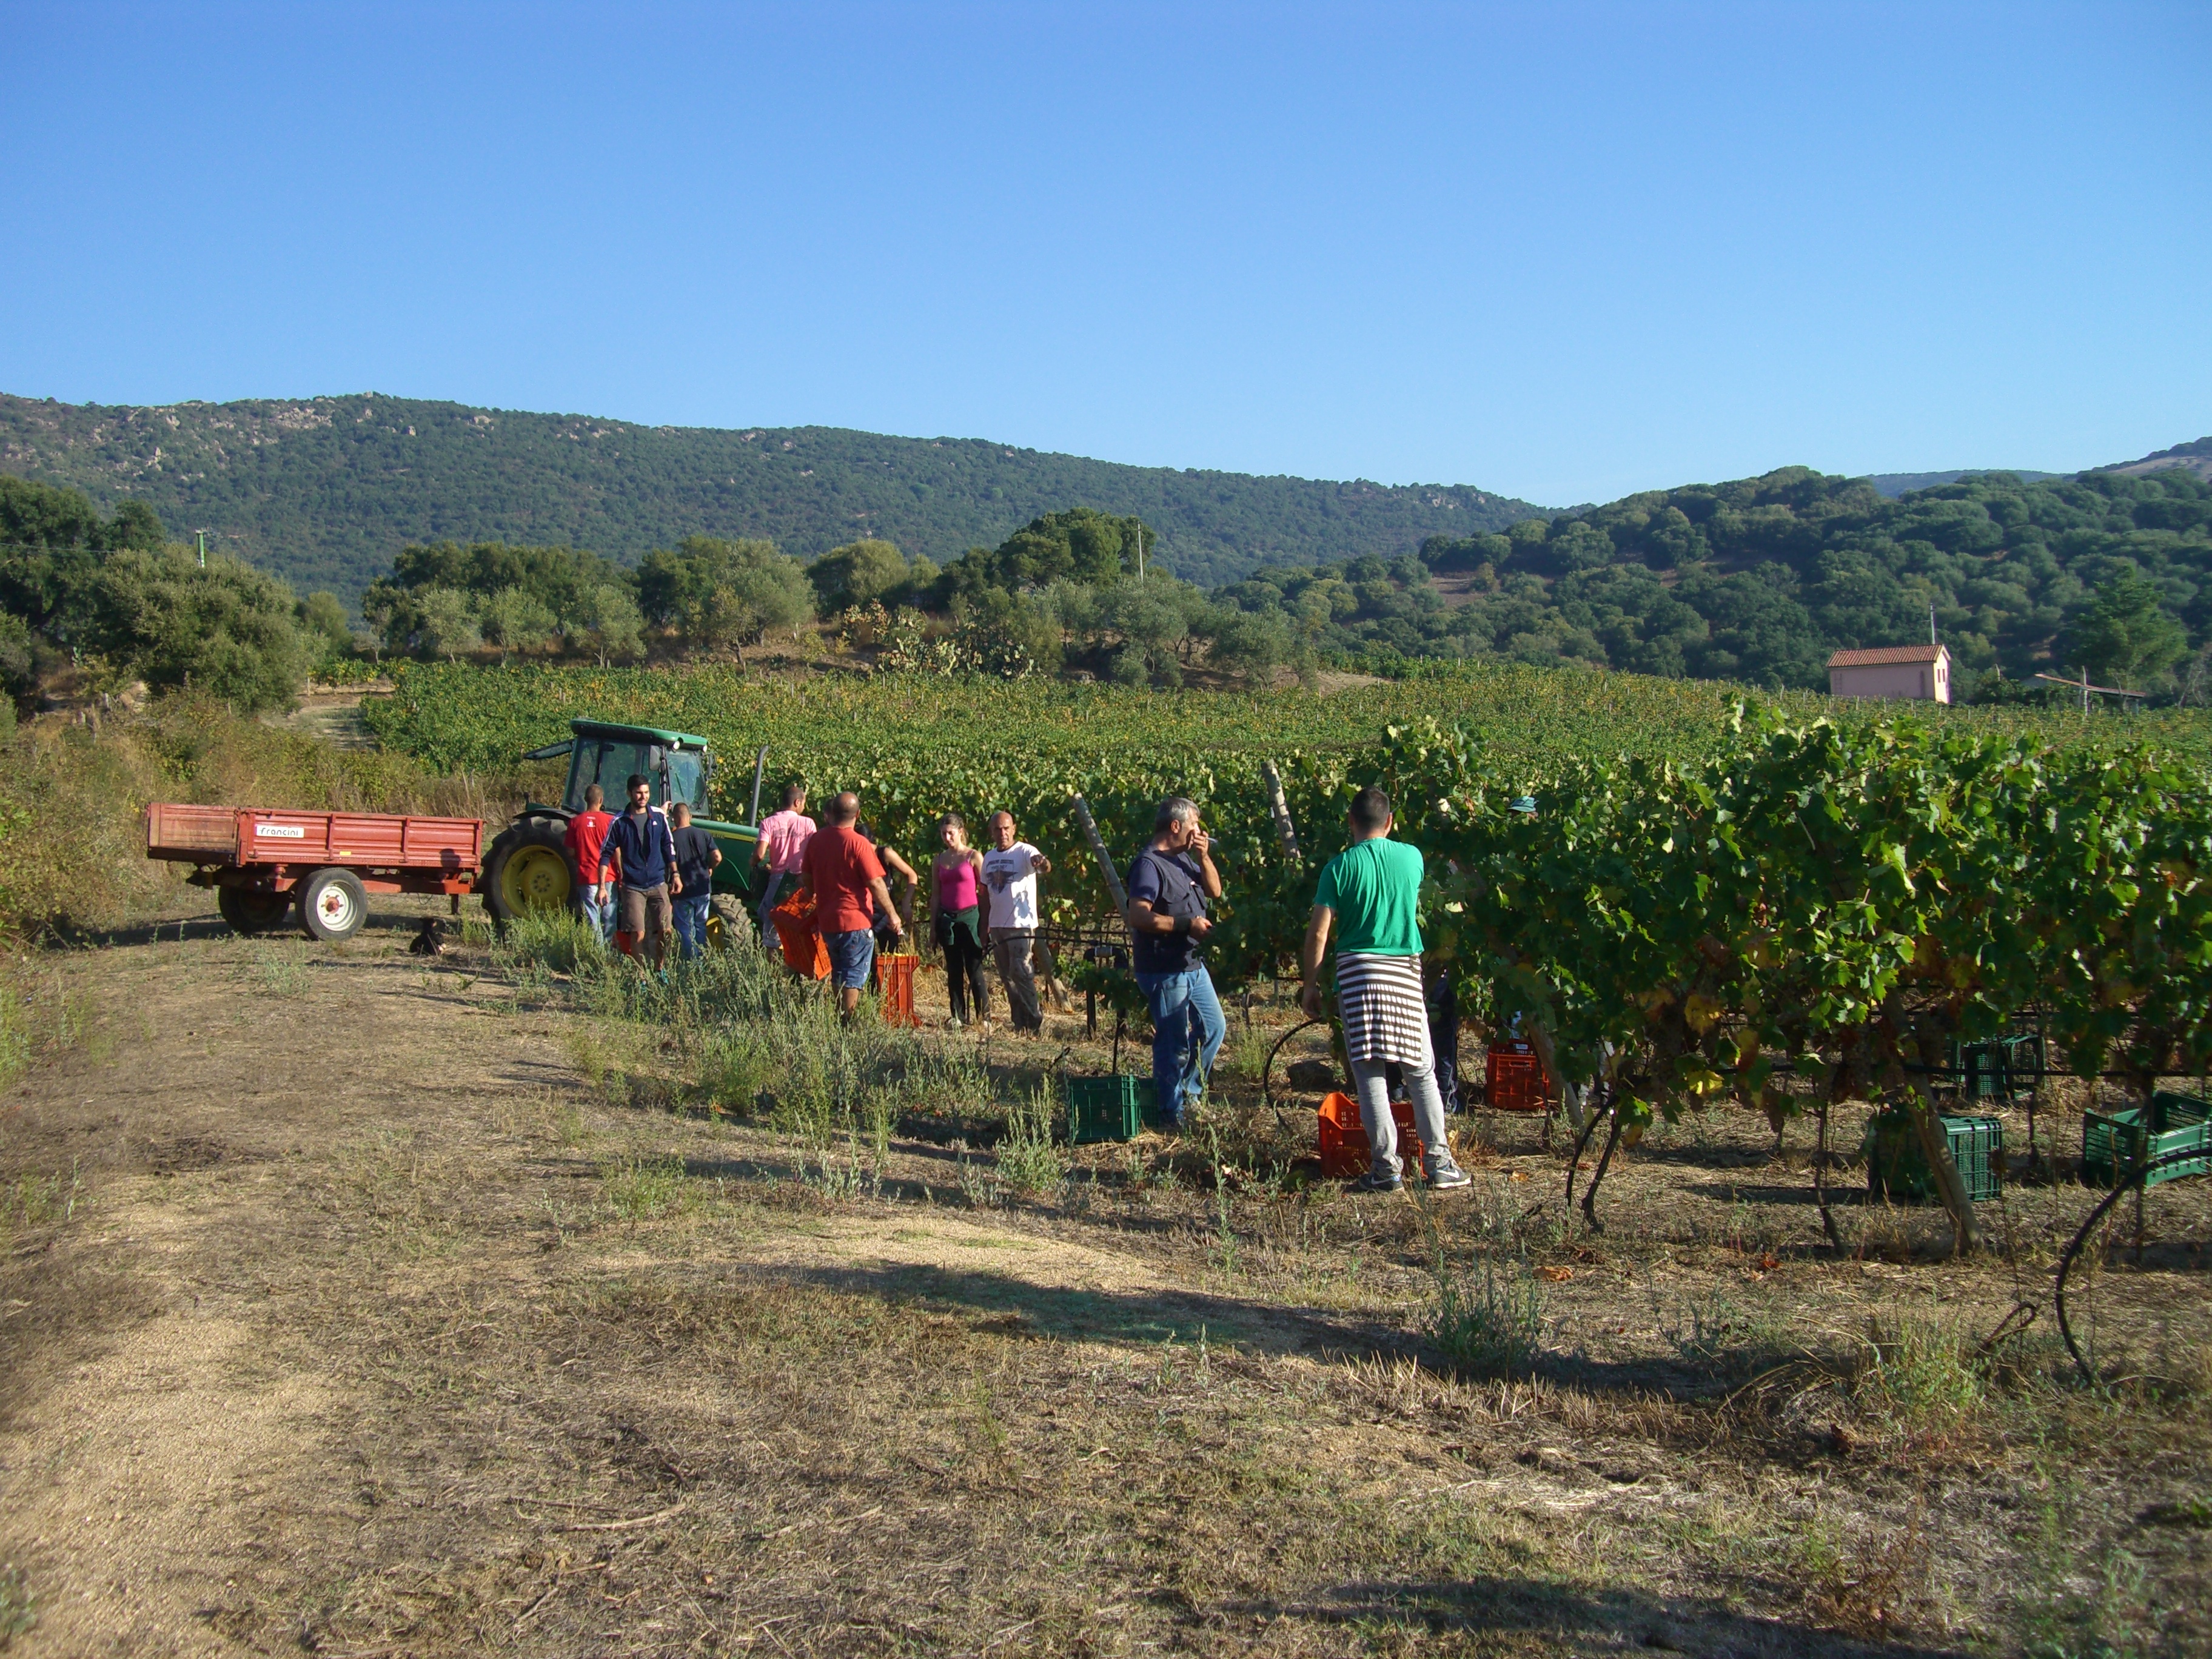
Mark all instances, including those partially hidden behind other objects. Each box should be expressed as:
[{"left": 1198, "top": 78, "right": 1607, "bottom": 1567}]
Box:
[{"left": 1298, "top": 786, "right": 1469, "bottom": 1191}]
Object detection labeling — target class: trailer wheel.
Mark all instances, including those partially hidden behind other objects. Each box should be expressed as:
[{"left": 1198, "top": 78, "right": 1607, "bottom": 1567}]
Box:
[
  {"left": 298, "top": 868, "right": 369, "bottom": 942},
  {"left": 217, "top": 886, "right": 292, "bottom": 935},
  {"left": 484, "top": 818, "right": 577, "bottom": 924}
]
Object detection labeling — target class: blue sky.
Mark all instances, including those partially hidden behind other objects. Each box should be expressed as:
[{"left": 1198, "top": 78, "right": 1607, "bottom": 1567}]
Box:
[{"left": 2, "top": 1, "right": 2205, "bottom": 506}]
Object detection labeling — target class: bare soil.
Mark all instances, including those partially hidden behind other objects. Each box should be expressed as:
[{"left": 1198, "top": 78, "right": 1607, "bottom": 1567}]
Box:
[{"left": 1, "top": 903, "right": 2208, "bottom": 1657}]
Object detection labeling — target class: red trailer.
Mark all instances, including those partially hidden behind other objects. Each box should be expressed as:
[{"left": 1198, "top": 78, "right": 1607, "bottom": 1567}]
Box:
[{"left": 145, "top": 803, "right": 484, "bottom": 941}]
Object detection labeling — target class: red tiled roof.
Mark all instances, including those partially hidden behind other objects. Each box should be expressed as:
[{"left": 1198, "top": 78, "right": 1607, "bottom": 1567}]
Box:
[{"left": 1827, "top": 644, "right": 1947, "bottom": 668}]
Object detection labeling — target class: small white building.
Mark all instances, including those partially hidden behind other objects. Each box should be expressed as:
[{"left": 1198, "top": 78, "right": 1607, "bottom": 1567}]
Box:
[{"left": 1827, "top": 643, "right": 1951, "bottom": 703}]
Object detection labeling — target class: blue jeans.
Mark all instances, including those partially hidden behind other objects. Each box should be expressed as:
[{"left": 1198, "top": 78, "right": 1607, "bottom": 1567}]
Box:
[
  {"left": 825, "top": 927, "right": 876, "bottom": 991},
  {"left": 757, "top": 869, "right": 791, "bottom": 934},
  {"left": 1135, "top": 965, "right": 1225, "bottom": 1126},
  {"left": 673, "top": 893, "right": 711, "bottom": 959},
  {"left": 578, "top": 888, "right": 613, "bottom": 943}
]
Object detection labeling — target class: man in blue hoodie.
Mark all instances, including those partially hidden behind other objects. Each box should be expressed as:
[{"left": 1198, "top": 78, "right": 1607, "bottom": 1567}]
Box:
[{"left": 598, "top": 774, "right": 681, "bottom": 970}]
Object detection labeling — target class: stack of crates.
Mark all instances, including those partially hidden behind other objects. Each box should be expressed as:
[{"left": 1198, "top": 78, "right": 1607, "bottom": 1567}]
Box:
[
  {"left": 2082, "top": 1090, "right": 2211, "bottom": 1188},
  {"left": 1066, "top": 1075, "right": 1159, "bottom": 1145},
  {"left": 1317, "top": 1091, "right": 1424, "bottom": 1179},
  {"left": 1864, "top": 1106, "right": 2003, "bottom": 1203},
  {"left": 1485, "top": 1039, "right": 1550, "bottom": 1113}
]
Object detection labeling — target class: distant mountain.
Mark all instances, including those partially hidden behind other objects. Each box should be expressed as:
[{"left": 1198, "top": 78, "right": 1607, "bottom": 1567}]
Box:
[
  {"left": 0, "top": 393, "right": 1546, "bottom": 603},
  {"left": 2096, "top": 437, "right": 2212, "bottom": 484},
  {"left": 1869, "top": 469, "right": 2060, "bottom": 498}
]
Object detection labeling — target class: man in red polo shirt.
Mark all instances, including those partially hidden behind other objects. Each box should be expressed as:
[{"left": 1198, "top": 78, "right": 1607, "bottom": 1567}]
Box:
[
  {"left": 565, "top": 783, "right": 614, "bottom": 942},
  {"left": 800, "top": 791, "right": 903, "bottom": 1019}
]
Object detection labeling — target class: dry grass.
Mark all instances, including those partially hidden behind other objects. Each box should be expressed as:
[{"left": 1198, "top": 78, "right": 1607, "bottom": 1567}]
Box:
[
  {"left": 0, "top": 902, "right": 2205, "bottom": 1655},
  {"left": 0, "top": 693, "right": 557, "bottom": 937}
]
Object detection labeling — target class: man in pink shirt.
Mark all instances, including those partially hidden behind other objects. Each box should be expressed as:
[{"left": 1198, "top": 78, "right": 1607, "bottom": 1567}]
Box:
[
  {"left": 564, "top": 784, "right": 615, "bottom": 941},
  {"left": 754, "top": 783, "right": 816, "bottom": 937}
]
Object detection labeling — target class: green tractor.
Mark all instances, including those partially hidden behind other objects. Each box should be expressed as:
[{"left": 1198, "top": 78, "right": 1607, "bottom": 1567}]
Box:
[{"left": 483, "top": 719, "right": 771, "bottom": 943}]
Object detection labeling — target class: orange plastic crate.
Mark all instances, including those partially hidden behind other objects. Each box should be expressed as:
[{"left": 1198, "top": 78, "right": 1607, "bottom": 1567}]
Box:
[
  {"left": 771, "top": 898, "right": 831, "bottom": 980},
  {"left": 1486, "top": 1043, "right": 1550, "bottom": 1113},
  {"left": 1316, "top": 1090, "right": 1424, "bottom": 1179},
  {"left": 874, "top": 951, "right": 920, "bottom": 1027}
]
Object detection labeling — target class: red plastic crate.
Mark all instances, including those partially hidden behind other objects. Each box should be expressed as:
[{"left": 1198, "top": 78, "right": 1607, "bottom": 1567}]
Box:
[
  {"left": 1317, "top": 1090, "right": 1424, "bottom": 1179},
  {"left": 1486, "top": 1043, "right": 1550, "bottom": 1113}
]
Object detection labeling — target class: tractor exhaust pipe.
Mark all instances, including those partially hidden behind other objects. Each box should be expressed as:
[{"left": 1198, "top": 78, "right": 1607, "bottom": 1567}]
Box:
[{"left": 746, "top": 745, "right": 769, "bottom": 826}]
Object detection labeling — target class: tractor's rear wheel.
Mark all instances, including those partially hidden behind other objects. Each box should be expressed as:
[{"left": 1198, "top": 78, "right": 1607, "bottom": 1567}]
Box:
[
  {"left": 298, "top": 867, "right": 369, "bottom": 942},
  {"left": 484, "top": 819, "right": 577, "bottom": 925},
  {"left": 218, "top": 886, "right": 292, "bottom": 935}
]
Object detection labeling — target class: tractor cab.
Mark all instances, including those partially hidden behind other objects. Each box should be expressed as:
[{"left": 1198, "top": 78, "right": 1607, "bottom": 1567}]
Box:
[
  {"left": 486, "top": 720, "right": 769, "bottom": 926},
  {"left": 535, "top": 720, "right": 717, "bottom": 819}
]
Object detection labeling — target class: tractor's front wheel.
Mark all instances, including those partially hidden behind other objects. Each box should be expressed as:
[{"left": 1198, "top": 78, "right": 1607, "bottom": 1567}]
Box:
[
  {"left": 706, "top": 893, "right": 749, "bottom": 952},
  {"left": 484, "top": 819, "right": 577, "bottom": 925}
]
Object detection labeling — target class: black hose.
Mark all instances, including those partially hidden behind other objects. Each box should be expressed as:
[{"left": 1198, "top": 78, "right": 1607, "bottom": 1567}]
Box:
[
  {"left": 2054, "top": 1144, "right": 2206, "bottom": 1382},
  {"left": 1261, "top": 1017, "right": 1328, "bottom": 1135}
]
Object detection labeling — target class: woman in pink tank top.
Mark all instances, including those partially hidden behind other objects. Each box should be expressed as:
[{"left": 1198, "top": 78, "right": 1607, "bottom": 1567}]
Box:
[{"left": 932, "top": 813, "right": 989, "bottom": 1027}]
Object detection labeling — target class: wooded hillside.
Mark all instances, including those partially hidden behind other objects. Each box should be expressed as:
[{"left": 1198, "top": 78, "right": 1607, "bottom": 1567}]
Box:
[
  {"left": 0, "top": 393, "right": 1543, "bottom": 602},
  {"left": 1221, "top": 464, "right": 2212, "bottom": 695}
]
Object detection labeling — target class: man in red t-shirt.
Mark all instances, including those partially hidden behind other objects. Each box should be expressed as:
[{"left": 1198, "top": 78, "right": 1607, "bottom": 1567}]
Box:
[
  {"left": 565, "top": 784, "right": 615, "bottom": 942},
  {"left": 800, "top": 791, "right": 905, "bottom": 1017}
]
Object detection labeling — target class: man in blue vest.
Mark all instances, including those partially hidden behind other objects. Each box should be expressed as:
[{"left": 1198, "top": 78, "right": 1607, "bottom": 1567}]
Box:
[{"left": 1124, "top": 796, "right": 1225, "bottom": 1131}]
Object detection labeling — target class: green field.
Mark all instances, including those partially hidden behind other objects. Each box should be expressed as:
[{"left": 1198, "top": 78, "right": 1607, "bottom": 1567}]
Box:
[
  {"left": 368, "top": 659, "right": 2212, "bottom": 1167},
  {"left": 366, "top": 658, "right": 2212, "bottom": 783}
]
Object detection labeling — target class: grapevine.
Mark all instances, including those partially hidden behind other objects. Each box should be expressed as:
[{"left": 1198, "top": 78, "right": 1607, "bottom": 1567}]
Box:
[{"left": 368, "top": 660, "right": 2212, "bottom": 1250}]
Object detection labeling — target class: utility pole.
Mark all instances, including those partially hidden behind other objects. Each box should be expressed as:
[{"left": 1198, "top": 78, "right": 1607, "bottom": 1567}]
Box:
[
  {"left": 1136, "top": 526, "right": 1146, "bottom": 586},
  {"left": 1929, "top": 601, "right": 1937, "bottom": 646},
  {"left": 195, "top": 531, "right": 207, "bottom": 569}
]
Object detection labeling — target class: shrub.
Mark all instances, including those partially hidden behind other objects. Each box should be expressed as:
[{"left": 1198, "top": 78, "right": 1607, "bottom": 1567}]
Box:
[
  {"left": 995, "top": 1088, "right": 1067, "bottom": 1194},
  {"left": 86, "top": 548, "right": 311, "bottom": 713},
  {"left": 1426, "top": 1232, "right": 1544, "bottom": 1375}
]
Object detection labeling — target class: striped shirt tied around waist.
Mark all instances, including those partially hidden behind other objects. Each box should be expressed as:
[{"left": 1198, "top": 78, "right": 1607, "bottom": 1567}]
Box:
[{"left": 1335, "top": 952, "right": 1433, "bottom": 1067}]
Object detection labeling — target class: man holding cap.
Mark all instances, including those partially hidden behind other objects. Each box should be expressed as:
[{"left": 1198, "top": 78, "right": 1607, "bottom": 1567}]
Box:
[{"left": 1125, "top": 795, "right": 1225, "bottom": 1131}]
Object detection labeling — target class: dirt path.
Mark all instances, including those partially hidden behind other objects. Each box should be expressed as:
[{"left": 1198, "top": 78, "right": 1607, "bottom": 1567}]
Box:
[
  {"left": 1, "top": 916, "right": 566, "bottom": 1652},
  {"left": 1, "top": 913, "right": 2206, "bottom": 1657},
  {"left": 0, "top": 917, "right": 1453, "bottom": 1656},
  {"left": 277, "top": 686, "right": 387, "bottom": 751}
]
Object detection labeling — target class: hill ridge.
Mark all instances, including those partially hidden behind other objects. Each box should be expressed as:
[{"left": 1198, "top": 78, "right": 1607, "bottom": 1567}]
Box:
[{"left": 0, "top": 391, "right": 1546, "bottom": 602}]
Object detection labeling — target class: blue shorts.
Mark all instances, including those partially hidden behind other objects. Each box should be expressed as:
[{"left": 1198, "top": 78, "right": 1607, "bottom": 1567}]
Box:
[{"left": 824, "top": 927, "right": 876, "bottom": 991}]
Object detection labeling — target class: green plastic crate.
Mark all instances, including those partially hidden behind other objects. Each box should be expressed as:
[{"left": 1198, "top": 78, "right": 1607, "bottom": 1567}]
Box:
[
  {"left": 1865, "top": 1108, "right": 2003, "bottom": 1204},
  {"left": 1950, "top": 1032, "right": 2043, "bottom": 1103},
  {"left": 1067, "top": 1075, "right": 1158, "bottom": 1144},
  {"left": 2082, "top": 1091, "right": 2211, "bottom": 1188}
]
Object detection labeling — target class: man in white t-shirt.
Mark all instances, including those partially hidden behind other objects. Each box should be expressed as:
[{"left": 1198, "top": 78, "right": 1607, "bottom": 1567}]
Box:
[{"left": 980, "top": 810, "right": 1052, "bottom": 1033}]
